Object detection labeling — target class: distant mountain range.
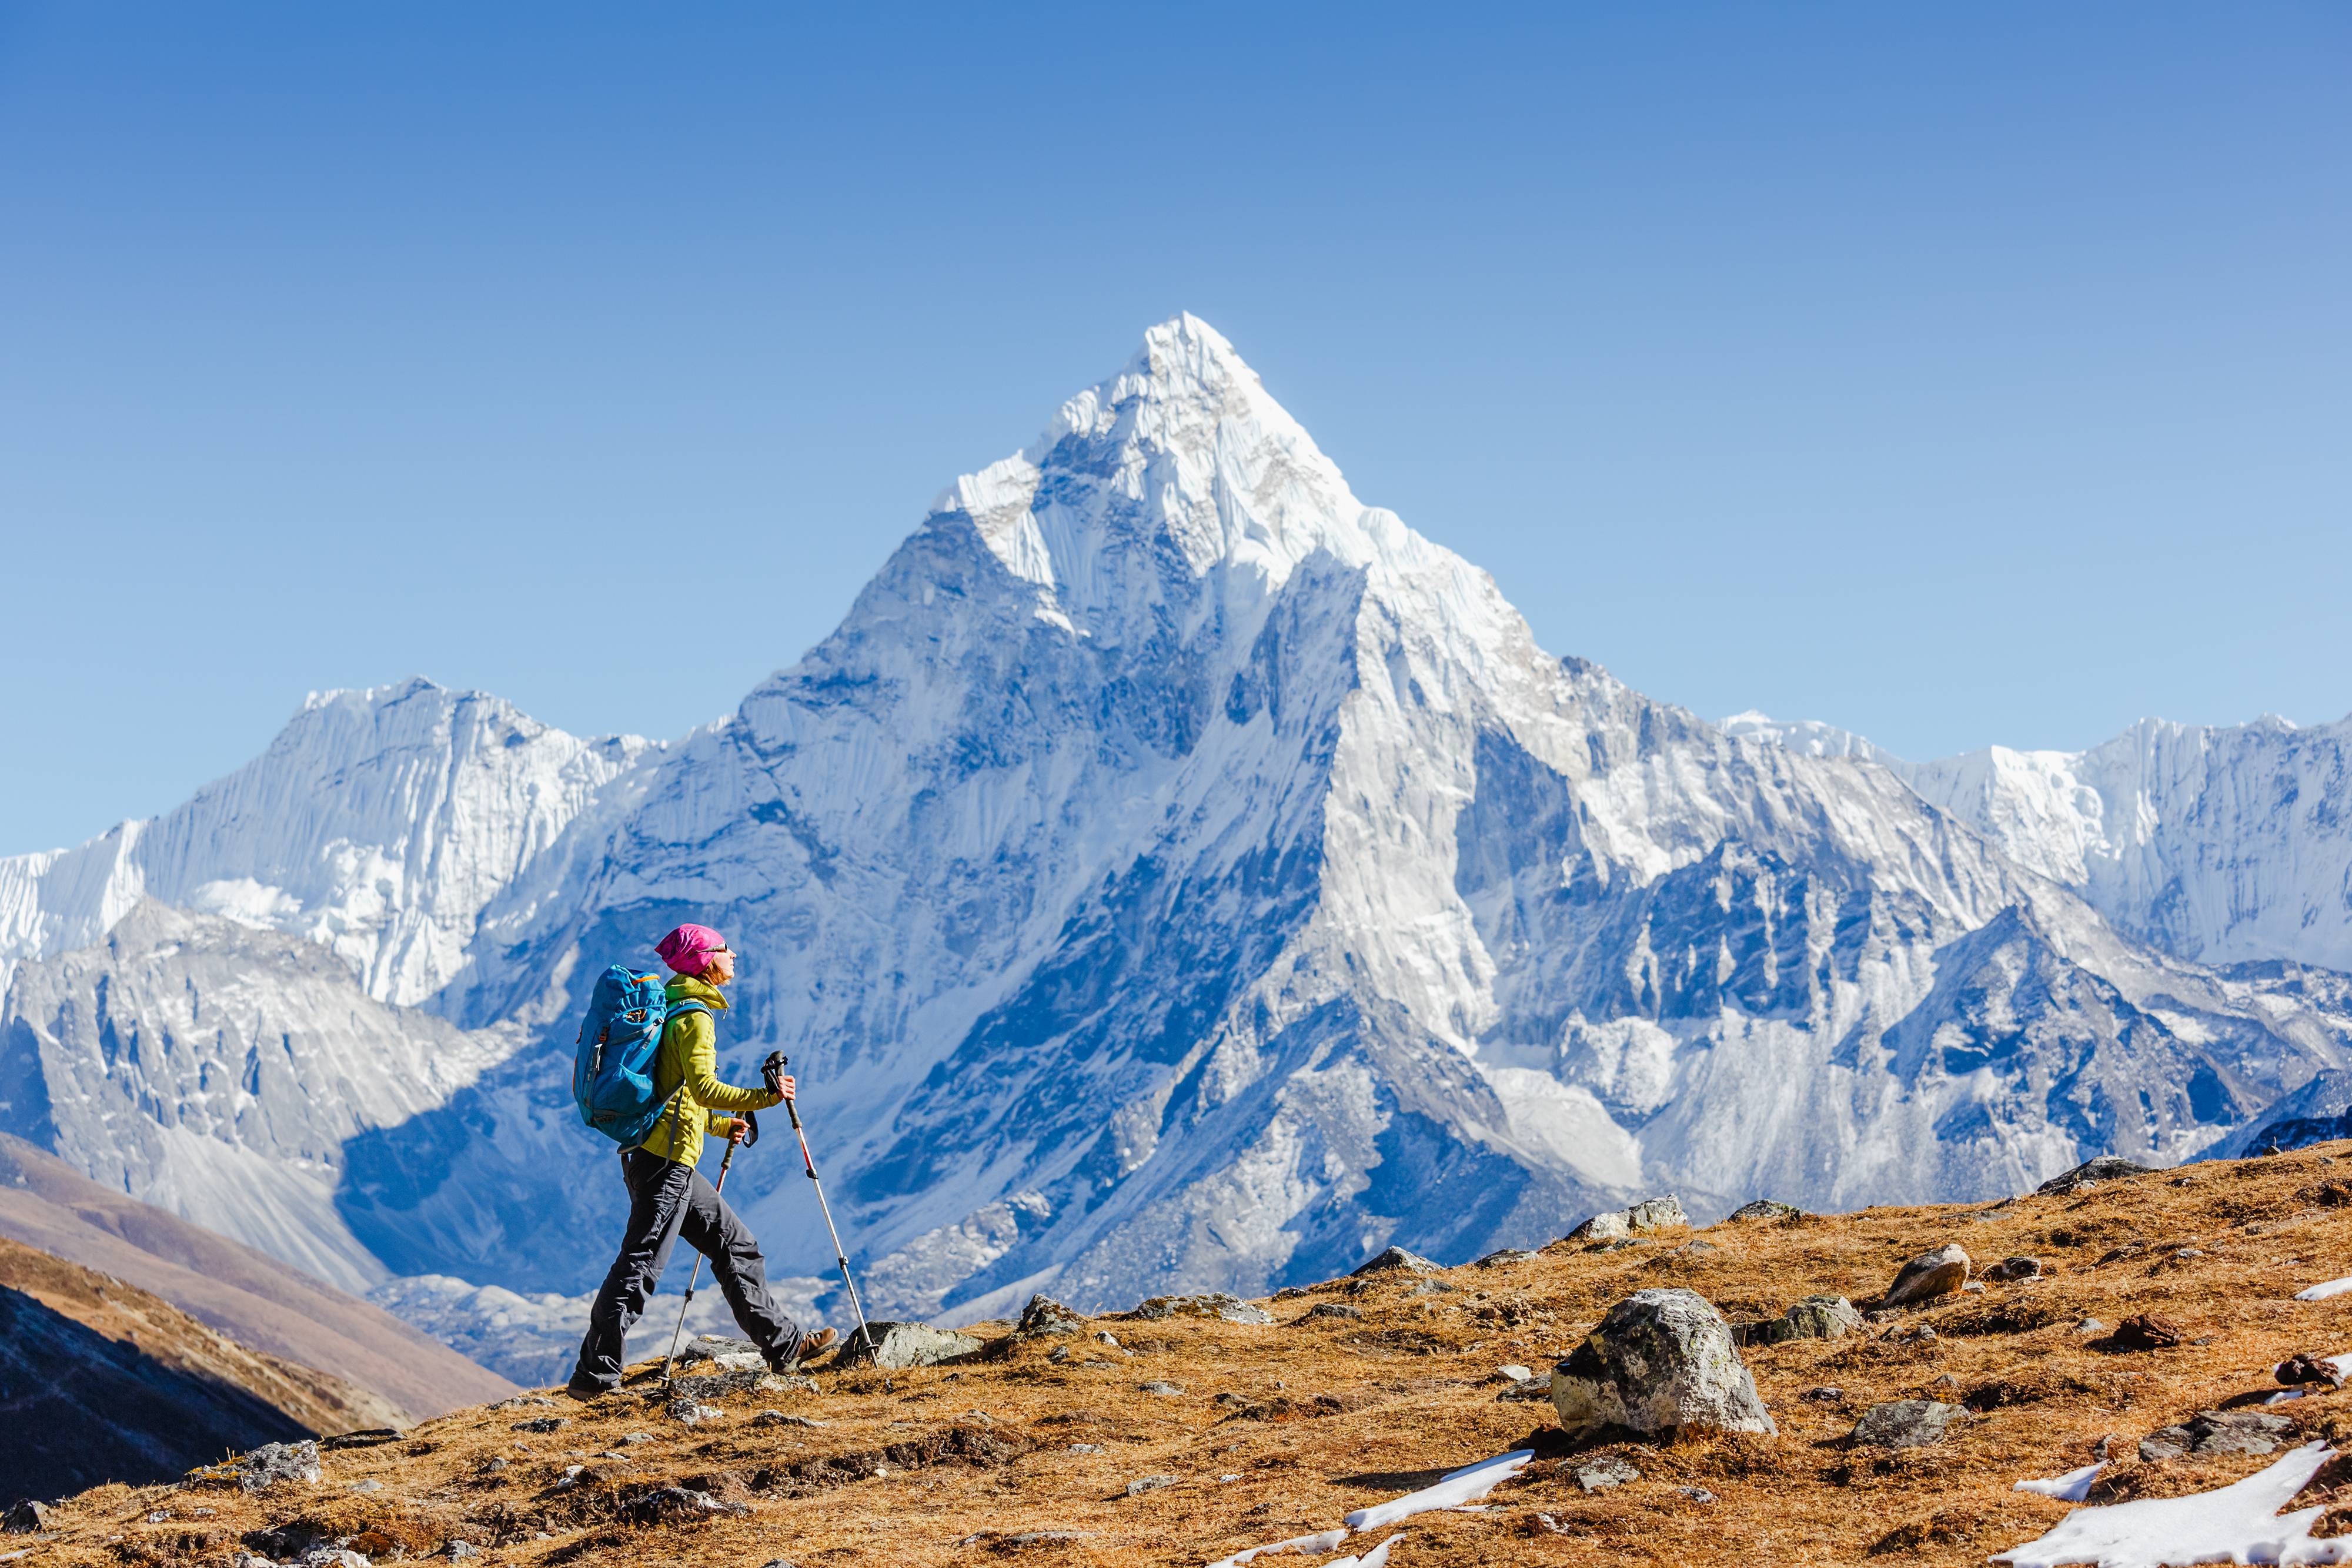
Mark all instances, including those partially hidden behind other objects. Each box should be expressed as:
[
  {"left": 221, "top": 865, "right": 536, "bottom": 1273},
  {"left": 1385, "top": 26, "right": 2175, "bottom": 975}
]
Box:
[{"left": 1, "top": 317, "right": 2346, "bottom": 1363}]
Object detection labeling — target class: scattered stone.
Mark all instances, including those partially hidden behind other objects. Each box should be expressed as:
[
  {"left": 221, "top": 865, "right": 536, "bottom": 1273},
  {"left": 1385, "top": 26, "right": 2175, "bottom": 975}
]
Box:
[
  {"left": 1352, "top": 1245, "right": 1441, "bottom": 1276},
  {"left": 513, "top": 1416, "right": 567, "bottom": 1433},
  {"left": 1301, "top": 1303, "right": 1362, "bottom": 1321},
  {"left": 350, "top": 1479, "right": 383, "bottom": 1494},
  {"left": 1760, "top": 1295, "right": 1863, "bottom": 1345},
  {"left": 752, "top": 1410, "right": 827, "bottom": 1428},
  {"left": 489, "top": 1394, "right": 557, "bottom": 1410},
  {"left": 1881, "top": 1243, "right": 1971, "bottom": 1306},
  {"left": 2075, "top": 1318, "right": 2108, "bottom": 1336},
  {"left": 1138, "top": 1380, "right": 1186, "bottom": 1397},
  {"left": 1850, "top": 1400, "right": 1963, "bottom": 1448},
  {"left": 1069, "top": 1443, "right": 1104, "bottom": 1454},
  {"left": 620, "top": 1432, "right": 653, "bottom": 1445},
  {"left": 1134, "top": 1293, "right": 1275, "bottom": 1325},
  {"left": 666, "top": 1399, "right": 724, "bottom": 1426},
  {"left": 1577, "top": 1455, "right": 1641, "bottom": 1492},
  {"left": 447, "top": 1545, "right": 480, "bottom": 1560},
  {"left": 1095, "top": 1330, "right": 1120, "bottom": 1347},
  {"left": 1886, "top": 1325, "right": 1939, "bottom": 1345},
  {"left": 1048, "top": 1344, "right": 1073, "bottom": 1365},
  {"left": 2036, "top": 1155, "right": 2161, "bottom": 1195},
  {"left": 1551, "top": 1287, "right": 1777, "bottom": 1439},
  {"left": 1475, "top": 1249, "right": 1541, "bottom": 1268},
  {"left": 2139, "top": 1410, "right": 2295, "bottom": 1461},
  {"left": 192, "top": 1439, "right": 323, "bottom": 1492},
  {"left": 1982, "top": 1256, "right": 2043, "bottom": 1283},
  {"left": 2110, "top": 1313, "right": 2187, "bottom": 1351},
  {"left": 1496, "top": 1376, "right": 1553, "bottom": 1403},
  {"left": 1728, "top": 1198, "right": 1802, "bottom": 1223},
  {"left": 1800, "top": 1386, "right": 1845, "bottom": 1403},
  {"left": 1407, "top": 1279, "right": 1459, "bottom": 1295},
  {"left": 1125, "top": 1475, "right": 1178, "bottom": 1497},
  {"left": 1568, "top": 1195, "right": 1689, "bottom": 1243},
  {"left": 2, "top": 1501, "right": 48, "bottom": 1533},
  {"left": 833, "top": 1320, "right": 983, "bottom": 1368},
  {"left": 1017, "top": 1295, "right": 1089, "bottom": 1336},
  {"left": 626, "top": 1485, "right": 751, "bottom": 1523},
  {"left": 2277, "top": 1352, "right": 2342, "bottom": 1387},
  {"left": 1496, "top": 1363, "right": 1534, "bottom": 1382}
]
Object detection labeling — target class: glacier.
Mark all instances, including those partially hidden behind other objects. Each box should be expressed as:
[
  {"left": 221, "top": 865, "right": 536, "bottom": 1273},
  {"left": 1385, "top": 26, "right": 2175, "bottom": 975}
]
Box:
[{"left": 2, "top": 315, "right": 2349, "bottom": 1359}]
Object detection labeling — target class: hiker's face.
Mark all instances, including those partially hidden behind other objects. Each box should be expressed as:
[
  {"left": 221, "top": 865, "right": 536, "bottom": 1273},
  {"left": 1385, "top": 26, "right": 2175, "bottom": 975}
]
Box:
[{"left": 704, "top": 947, "right": 736, "bottom": 986}]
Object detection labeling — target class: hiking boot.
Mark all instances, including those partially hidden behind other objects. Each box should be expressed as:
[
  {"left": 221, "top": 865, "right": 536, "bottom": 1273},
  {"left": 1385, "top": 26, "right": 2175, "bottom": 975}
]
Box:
[
  {"left": 772, "top": 1327, "right": 838, "bottom": 1371},
  {"left": 562, "top": 1378, "right": 614, "bottom": 1403}
]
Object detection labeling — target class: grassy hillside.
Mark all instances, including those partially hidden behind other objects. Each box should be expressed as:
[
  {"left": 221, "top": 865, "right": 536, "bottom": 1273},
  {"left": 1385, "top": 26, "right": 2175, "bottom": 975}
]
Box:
[{"left": 20, "top": 1143, "right": 2352, "bottom": 1565}]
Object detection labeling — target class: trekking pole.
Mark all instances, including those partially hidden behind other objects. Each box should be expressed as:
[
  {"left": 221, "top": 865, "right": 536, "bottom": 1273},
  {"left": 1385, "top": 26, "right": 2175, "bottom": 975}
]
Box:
[
  {"left": 767, "top": 1052, "right": 874, "bottom": 1354},
  {"left": 659, "top": 1133, "right": 739, "bottom": 1388}
]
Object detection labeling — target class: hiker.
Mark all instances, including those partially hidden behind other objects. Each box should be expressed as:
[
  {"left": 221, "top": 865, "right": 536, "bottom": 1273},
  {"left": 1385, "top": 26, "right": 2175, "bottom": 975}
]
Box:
[{"left": 567, "top": 922, "right": 837, "bottom": 1398}]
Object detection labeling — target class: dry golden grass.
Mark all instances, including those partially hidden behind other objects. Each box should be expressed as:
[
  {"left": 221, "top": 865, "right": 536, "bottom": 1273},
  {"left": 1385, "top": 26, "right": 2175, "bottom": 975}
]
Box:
[{"left": 27, "top": 1142, "right": 2352, "bottom": 1566}]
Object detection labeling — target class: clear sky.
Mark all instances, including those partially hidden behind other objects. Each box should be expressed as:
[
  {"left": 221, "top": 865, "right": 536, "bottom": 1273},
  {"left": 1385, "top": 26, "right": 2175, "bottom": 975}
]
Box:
[{"left": 2, "top": 4, "right": 2345, "bottom": 855}]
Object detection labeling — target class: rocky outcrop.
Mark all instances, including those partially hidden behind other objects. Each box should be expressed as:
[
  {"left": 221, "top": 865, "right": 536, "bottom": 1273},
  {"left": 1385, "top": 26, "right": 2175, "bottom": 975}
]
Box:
[
  {"left": 1567, "top": 1197, "right": 1689, "bottom": 1244},
  {"left": 1850, "top": 1400, "right": 1960, "bottom": 1447},
  {"left": 1880, "top": 1244, "right": 1971, "bottom": 1306},
  {"left": 1550, "top": 1289, "right": 1776, "bottom": 1439},
  {"left": 2037, "top": 1156, "right": 2161, "bottom": 1195},
  {"left": 833, "top": 1322, "right": 981, "bottom": 1369},
  {"left": 1132, "top": 1294, "right": 1275, "bottom": 1325}
]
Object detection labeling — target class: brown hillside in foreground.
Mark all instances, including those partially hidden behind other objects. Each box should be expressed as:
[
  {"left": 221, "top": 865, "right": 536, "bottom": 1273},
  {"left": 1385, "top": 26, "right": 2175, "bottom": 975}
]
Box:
[
  {"left": 0, "top": 1134, "right": 515, "bottom": 1422},
  {"left": 26, "top": 1144, "right": 2352, "bottom": 1566}
]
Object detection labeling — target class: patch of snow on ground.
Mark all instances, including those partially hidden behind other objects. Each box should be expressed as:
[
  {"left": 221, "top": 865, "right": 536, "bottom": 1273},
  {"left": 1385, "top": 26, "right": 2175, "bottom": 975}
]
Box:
[
  {"left": 1327, "top": 1538, "right": 1401, "bottom": 1568},
  {"left": 1204, "top": 1529, "right": 1347, "bottom": 1567},
  {"left": 1342, "top": 1450, "right": 1535, "bottom": 1531},
  {"left": 2014, "top": 1462, "right": 2103, "bottom": 1502},
  {"left": 1991, "top": 1442, "right": 2352, "bottom": 1567},
  {"left": 2296, "top": 1278, "right": 2352, "bottom": 1302}
]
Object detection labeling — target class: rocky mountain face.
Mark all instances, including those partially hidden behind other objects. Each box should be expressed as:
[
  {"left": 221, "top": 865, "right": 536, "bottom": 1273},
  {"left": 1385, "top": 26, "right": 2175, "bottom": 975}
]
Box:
[
  {"left": 1726, "top": 710, "right": 2352, "bottom": 972},
  {"left": 1, "top": 317, "right": 2348, "bottom": 1350}
]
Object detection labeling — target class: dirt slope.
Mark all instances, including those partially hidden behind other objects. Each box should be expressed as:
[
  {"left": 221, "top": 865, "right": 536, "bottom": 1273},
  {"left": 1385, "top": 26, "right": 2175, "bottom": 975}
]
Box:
[
  {"left": 0, "top": 1134, "right": 514, "bottom": 1421},
  {"left": 24, "top": 1143, "right": 2352, "bottom": 1566}
]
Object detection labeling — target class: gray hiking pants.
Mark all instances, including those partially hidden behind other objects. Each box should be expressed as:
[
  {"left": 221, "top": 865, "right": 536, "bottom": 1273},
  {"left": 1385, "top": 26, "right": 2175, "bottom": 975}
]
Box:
[{"left": 569, "top": 1146, "right": 803, "bottom": 1393}]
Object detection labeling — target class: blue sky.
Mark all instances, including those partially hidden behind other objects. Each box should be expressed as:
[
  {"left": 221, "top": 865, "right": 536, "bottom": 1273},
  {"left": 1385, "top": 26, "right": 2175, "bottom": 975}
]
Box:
[{"left": 2, "top": 4, "right": 2345, "bottom": 855}]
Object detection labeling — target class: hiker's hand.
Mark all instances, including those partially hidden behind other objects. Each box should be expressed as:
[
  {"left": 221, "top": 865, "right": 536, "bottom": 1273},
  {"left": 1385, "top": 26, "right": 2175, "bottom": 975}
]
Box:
[
  {"left": 761, "top": 1050, "right": 789, "bottom": 1098},
  {"left": 773, "top": 1075, "right": 796, "bottom": 1102},
  {"left": 721, "top": 1118, "right": 747, "bottom": 1145}
]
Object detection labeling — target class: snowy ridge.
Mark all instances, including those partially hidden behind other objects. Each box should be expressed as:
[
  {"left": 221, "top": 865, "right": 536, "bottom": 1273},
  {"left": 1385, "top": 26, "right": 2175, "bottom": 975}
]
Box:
[{"left": 2, "top": 317, "right": 2350, "bottom": 1352}]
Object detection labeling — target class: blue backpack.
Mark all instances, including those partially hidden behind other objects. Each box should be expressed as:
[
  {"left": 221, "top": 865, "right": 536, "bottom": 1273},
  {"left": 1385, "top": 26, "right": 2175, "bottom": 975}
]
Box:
[{"left": 571, "top": 964, "right": 708, "bottom": 1148}]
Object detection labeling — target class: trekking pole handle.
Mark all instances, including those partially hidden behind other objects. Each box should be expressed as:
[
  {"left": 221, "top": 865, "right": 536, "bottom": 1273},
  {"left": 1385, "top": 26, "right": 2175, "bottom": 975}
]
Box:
[{"left": 764, "top": 1051, "right": 805, "bottom": 1132}]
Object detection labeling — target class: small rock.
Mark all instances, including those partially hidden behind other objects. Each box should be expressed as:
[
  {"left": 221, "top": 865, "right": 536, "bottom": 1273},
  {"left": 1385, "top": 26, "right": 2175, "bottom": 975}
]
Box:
[
  {"left": 1886, "top": 1324, "right": 1939, "bottom": 1345},
  {"left": 666, "top": 1398, "right": 724, "bottom": 1426},
  {"left": 620, "top": 1432, "right": 653, "bottom": 1444},
  {"left": 834, "top": 1320, "right": 984, "bottom": 1368},
  {"left": 1497, "top": 1363, "right": 1534, "bottom": 1382},
  {"left": 1125, "top": 1475, "right": 1178, "bottom": 1497},
  {"left": 2, "top": 1500, "right": 49, "bottom": 1533},
  {"left": 2075, "top": 1318, "right": 2108, "bottom": 1336},
  {"left": 1675, "top": 1486, "right": 1719, "bottom": 1504},
  {"left": 1133, "top": 1293, "right": 1276, "bottom": 1325},
  {"left": 1407, "top": 1279, "right": 1459, "bottom": 1295},
  {"left": 2037, "top": 1155, "right": 2161, "bottom": 1195},
  {"left": 1551, "top": 1287, "right": 1776, "bottom": 1439},
  {"left": 1016, "top": 1295, "right": 1089, "bottom": 1336},
  {"left": 447, "top": 1545, "right": 480, "bottom": 1560},
  {"left": 1138, "top": 1380, "right": 1185, "bottom": 1397},
  {"left": 1475, "top": 1249, "right": 1541, "bottom": 1268},
  {"left": 1763, "top": 1295, "right": 1863, "bottom": 1345},
  {"left": 1961, "top": 1281, "right": 1986, "bottom": 1293},
  {"left": 1727, "top": 1199, "right": 1800, "bottom": 1223},
  {"left": 2277, "top": 1352, "right": 2341, "bottom": 1387},
  {"left": 1568, "top": 1195, "right": 1689, "bottom": 1243},
  {"left": 350, "top": 1478, "right": 383, "bottom": 1493},
  {"left": 1301, "top": 1303, "right": 1362, "bottom": 1320},
  {"left": 1982, "top": 1256, "right": 2043, "bottom": 1282},
  {"left": 752, "top": 1410, "right": 827, "bottom": 1428},
  {"left": 1352, "top": 1245, "right": 1442, "bottom": 1276},
  {"left": 2139, "top": 1410, "right": 2294, "bottom": 1461},
  {"left": 1881, "top": 1243, "right": 1971, "bottom": 1306},
  {"left": 1576, "top": 1455, "right": 1641, "bottom": 1492},
  {"left": 2110, "top": 1313, "right": 2187, "bottom": 1351},
  {"left": 1068, "top": 1442, "right": 1104, "bottom": 1454},
  {"left": 1850, "top": 1400, "right": 1963, "bottom": 1448},
  {"left": 1047, "top": 1344, "right": 1073, "bottom": 1365},
  {"left": 145, "top": 1510, "right": 171, "bottom": 1523},
  {"left": 488, "top": 1394, "right": 557, "bottom": 1410},
  {"left": 513, "top": 1416, "right": 567, "bottom": 1433},
  {"left": 1495, "top": 1376, "right": 1553, "bottom": 1403},
  {"left": 1095, "top": 1330, "right": 1120, "bottom": 1347},
  {"left": 1799, "top": 1386, "right": 1844, "bottom": 1403}
]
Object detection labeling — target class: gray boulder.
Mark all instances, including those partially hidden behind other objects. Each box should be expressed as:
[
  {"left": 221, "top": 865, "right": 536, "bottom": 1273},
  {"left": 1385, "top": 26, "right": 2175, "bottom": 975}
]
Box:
[
  {"left": 2139, "top": 1410, "right": 2294, "bottom": 1461},
  {"left": 834, "top": 1320, "right": 983, "bottom": 1368},
  {"left": 1015, "top": 1295, "right": 1088, "bottom": 1336},
  {"left": 1850, "top": 1400, "right": 1962, "bottom": 1447},
  {"left": 2037, "top": 1155, "right": 2161, "bottom": 1195},
  {"left": 1763, "top": 1295, "right": 1862, "bottom": 1345},
  {"left": 1133, "top": 1293, "right": 1275, "bottom": 1325},
  {"left": 1727, "top": 1199, "right": 1801, "bottom": 1223},
  {"left": 1475, "top": 1248, "right": 1541, "bottom": 1268},
  {"left": 1881, "top": 1243, "right": 1970, "bottom": 1306},
  {"left": 1351, "top": 1245, "right": 1441, "bottom": 1276},
  {"left": 2, "top": 1501, "right": 49, "bottom": 1533},
  {"left": 1551, "top": 1288, "right": 1776, "bottom": 1439},
  {"left": 1568, "top": 1195, "right": 1689, "bottom": 1243},
  {"left": 1576, "top": 1456, "right": 1640, "bottom": 1492}
]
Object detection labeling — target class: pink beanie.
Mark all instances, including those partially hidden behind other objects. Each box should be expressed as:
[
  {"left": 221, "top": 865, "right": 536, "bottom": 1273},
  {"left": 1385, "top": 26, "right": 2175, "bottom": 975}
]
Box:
[{"left": 656, "top": 923, "right": 727, "bottom": 976}]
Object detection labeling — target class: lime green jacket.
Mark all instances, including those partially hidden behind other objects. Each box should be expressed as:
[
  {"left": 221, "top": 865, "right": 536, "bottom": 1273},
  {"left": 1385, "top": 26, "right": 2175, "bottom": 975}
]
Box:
[{"left": 634, "top": 975, "right": 781, "bottom": 1169}]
